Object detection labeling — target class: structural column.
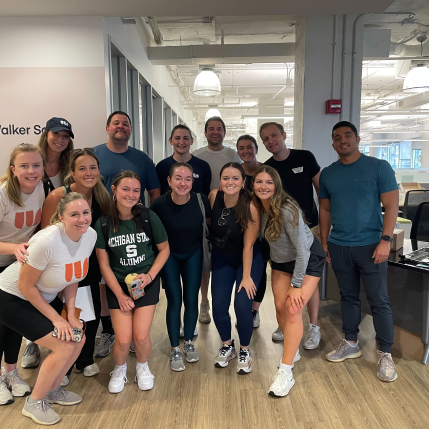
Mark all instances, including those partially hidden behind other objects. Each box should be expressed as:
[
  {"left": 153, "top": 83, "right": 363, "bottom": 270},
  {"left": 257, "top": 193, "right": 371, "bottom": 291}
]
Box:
[{"left": 294, "top": 15, "right": 364, "bottom": 168}]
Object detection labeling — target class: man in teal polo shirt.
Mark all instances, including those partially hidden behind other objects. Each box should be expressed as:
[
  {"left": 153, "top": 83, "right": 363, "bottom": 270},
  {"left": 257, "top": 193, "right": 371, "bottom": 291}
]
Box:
[{"left": 319, "top": 121, "right": 399, "bottom": 382}]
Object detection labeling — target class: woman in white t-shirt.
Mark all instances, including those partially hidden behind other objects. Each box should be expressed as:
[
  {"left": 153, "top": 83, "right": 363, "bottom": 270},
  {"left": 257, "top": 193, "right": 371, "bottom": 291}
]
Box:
[
  {"left": 0, "top": 192, "right": 96, "bottom": 425},
  {"left": 38, "top": 117, "right": 74, "bottom": 192},
  {"left": 0, "top": 143, "right": 45, "bottom": 405}
]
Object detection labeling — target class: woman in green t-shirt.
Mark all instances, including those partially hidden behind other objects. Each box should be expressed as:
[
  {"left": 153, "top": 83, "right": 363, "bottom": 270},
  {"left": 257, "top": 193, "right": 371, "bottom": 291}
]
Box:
[{"left": 94, "top": 171, "right": 169, "bottom": 395}]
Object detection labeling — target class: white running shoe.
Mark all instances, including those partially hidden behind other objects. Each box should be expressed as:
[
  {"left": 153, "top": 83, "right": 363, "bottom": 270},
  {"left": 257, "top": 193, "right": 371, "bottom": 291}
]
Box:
[
  {"left": 268, "top": 369, "right": 295, "bottom": 397},
  {"left": 83, "top": 363, "right": 100, "bottom": 377},
  {"left": 108, "top": 366, "right": 128, "bottom": 394},
  {"left": 5, "top": 369, "right": 31, "bottom": 397},
  {"left": 0, "top": 376, "right": 13, "bottom": 405},
  {"left": 60, "top": 376, "right": 69, "bottom": 387},
  {"left": 272, "top": 326, "right": 284, "bottom": 341},
  {"left": 237, "top": 349, "right": 252, "bottom": 374},
  {"left": 135, "top": 364, "right": 154, "bottom": 391},
  {"left": 214, "top": 340, "right": 237, "bottom": 368},
  {"left": 278, "top": 349, "right": 301, "bottom": 369}
]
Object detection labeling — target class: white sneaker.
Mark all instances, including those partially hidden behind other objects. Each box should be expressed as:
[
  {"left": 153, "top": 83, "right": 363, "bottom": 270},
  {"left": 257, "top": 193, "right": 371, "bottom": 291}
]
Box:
[
  {"left": 278, "top": 349, "right": 301, "bottom": 369},
  {"left": 0, "top": 376, "right": 13, "bottom": 405},
  {"left": 135, "top": 364, "right": 154, "bottom": 391},
  {"left": 5, "top": 369, "right": 31, "bottom": 397},
  {"left": 237, "top": 349, "right": 252, "bottom": 374},
  {"left": 108, "top": 366, "right": 128, "bottom": 394},
  {"left": 272, "top": 326, "right": 284, "bottom": 341},
  {"left": 60, "top": 376, "right": 69, "bottom": 387},
  {"left": 180, "top": 323, "right": 198, "bottom": 338},
  {"left": 303, "top": 324, "right": 321, "bottom": 350},
  {"left": 268, "top": 369, "right": 295, "bottom": 397},
  {"left": 83, "top": 363, "right": 100, "bottom": 377}
]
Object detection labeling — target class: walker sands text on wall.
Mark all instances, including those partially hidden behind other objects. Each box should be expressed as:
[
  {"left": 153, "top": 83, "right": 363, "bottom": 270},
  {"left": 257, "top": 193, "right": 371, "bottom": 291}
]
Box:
[{"left": 0, "top": 125, "right": 45, "bottom": 135}]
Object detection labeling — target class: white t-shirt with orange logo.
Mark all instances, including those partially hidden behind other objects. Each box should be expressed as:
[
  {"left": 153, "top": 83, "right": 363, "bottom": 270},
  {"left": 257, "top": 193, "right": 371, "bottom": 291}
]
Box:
[
  {"left": 0, "top": 224, "right": 96, "bottom": 303},
  {"left": 0, "top": 181, "right": 45, "bottom": 267}
]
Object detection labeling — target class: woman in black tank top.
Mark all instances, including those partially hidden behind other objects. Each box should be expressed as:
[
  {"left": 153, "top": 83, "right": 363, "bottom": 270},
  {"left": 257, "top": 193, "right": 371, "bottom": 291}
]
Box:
[
  {"left": 209, "top": 162, "right": 264, "bottom": 374},
  {"left": 41, "top": 149, "right": 110, "bottom": 381}
]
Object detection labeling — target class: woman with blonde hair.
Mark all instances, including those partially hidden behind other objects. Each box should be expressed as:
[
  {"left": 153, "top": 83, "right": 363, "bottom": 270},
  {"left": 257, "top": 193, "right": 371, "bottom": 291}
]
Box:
[
  {"left": 0, "top": 192, "right": 97, "bottom": 424},
  {"left": 252, "top": 165, "right": 326, "bottom": 397},
  {"left": 0, "top": 143, "right": 45, "bottom": 406},
  {"left": 41, "top": 149, "right": 110, "bottom": 381}
]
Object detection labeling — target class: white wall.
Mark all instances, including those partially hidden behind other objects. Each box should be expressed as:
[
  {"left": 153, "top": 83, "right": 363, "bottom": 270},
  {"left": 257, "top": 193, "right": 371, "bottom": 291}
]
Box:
[{"left": 0, "top": 16, "right": 108, "bottom": 172}]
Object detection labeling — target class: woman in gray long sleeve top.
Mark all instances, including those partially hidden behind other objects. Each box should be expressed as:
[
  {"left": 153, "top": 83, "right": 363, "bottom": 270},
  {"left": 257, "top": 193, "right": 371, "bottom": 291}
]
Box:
[{"left": 252, "top": 166, "right": 326, "bottom": 398}]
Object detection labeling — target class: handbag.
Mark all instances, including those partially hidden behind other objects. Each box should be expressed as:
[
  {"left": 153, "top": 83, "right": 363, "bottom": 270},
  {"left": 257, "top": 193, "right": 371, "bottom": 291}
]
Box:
[{"left": 196, "top": 193, "right": 212, "bottom": 272}]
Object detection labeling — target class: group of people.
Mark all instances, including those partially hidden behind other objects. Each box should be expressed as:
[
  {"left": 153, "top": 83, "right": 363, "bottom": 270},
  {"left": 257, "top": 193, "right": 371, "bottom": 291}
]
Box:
[{"left": 0, "top": 111, "right": 399, "bottom": 425}]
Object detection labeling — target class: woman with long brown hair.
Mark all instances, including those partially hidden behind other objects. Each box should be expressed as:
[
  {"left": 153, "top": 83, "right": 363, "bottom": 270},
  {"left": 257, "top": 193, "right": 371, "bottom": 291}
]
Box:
[
  {"left": 252, "top": 165, "right": 325, "bottom": 397},
  {"left": 94, "top": 171, "right": 169, "bottom": 394}
]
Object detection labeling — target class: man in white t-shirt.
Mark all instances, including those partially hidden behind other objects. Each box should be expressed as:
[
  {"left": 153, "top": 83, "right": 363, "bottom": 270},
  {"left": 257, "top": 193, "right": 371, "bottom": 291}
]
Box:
[
  {"left": 192, "top": 117, "right": 241, "bottom": 323},
  {"left": 193, "top": 117, "right": 241, "bottom": 191}
]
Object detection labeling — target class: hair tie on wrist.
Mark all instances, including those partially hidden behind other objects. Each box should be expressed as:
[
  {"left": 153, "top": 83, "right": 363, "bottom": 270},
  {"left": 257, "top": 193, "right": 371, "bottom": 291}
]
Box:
[{"left": 147, "top": 273, "right": 153, "bottom": 282}]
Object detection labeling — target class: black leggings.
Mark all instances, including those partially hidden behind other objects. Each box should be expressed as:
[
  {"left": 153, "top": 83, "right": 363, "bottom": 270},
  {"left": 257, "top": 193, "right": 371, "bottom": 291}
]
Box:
[
  {"left": 0, "top": 265, "right": 22, "bottom": 365},
  {"left": 253, "top": 261, "right": 267, "bottom": 304}
]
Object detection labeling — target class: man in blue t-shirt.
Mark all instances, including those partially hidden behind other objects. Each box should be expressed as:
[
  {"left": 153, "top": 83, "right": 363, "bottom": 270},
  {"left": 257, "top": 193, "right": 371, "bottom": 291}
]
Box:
[
  {"left": 319, "top": 121, "right": 399, "bottom": 383},
  {"left": 93, "top": 111, "right": 160, "bottom": 202}
]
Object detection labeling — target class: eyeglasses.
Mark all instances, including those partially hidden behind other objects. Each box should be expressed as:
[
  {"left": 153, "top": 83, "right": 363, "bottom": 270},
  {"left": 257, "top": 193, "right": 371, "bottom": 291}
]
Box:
[
  {"left": 72, "top": 148, "right": 95, "bottom": 155},
  {"left": 218, "top": 208, "right": 231, "bottom": 226}
]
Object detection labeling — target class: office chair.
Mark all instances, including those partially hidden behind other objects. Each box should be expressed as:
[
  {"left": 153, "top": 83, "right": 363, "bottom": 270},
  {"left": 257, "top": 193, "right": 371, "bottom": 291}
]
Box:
[
  {"left": 410, "top": 202, "right": 429, "bottom": 242},
  {"left": 403, "top": 190, "right": 429, "bottom": 222}
]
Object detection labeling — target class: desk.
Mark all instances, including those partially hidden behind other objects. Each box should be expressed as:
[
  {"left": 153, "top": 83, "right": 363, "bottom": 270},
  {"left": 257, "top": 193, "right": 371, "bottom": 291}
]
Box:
[{"left": 326, "top": 239, "right": 429, "bottom": 364}]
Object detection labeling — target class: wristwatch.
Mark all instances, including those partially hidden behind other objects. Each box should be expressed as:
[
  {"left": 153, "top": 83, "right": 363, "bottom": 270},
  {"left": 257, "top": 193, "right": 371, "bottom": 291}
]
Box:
[{"left": 381, "top": 235, "right": 393, "bottom": 243}]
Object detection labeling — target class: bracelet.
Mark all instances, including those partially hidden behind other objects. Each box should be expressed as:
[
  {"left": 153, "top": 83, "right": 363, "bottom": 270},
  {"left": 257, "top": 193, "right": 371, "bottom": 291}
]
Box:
[{"left": 147, "top": 273, "right": 153, "bottom": 282}]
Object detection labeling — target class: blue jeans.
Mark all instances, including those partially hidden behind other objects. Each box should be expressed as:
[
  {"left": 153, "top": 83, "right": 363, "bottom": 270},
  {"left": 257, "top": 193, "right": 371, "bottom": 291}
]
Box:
[
  {"left": 328, "top": 242, "right": 394, "bottom": 353},
  {"left": 162, "top": 247, "right": 202, "bottom": 347},
  {"left": 211, "top": 244, "right": 264, "bottom": 347}
]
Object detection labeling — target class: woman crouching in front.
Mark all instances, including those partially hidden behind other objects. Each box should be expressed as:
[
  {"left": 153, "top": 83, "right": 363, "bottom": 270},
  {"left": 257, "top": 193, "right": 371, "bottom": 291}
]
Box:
[
  {"left": 94, "top": 171, "right": 169, "bottom": 394},
  {"left": 0, "top": 192, "right": 96, "bottom": 425},
  {"left": 252, "top": 166, "right": 326, "bottom": 397}
]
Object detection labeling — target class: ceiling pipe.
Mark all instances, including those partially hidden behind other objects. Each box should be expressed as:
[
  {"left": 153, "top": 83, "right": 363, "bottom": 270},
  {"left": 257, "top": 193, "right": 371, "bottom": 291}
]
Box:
[{"left": 350, "top": 14, "right": 365, "bottom": 123}]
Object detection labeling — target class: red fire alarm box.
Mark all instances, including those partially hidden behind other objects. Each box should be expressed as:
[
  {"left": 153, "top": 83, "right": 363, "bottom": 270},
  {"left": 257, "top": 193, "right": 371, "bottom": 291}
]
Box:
[{"left": 326, "top": 99, "right": 342, "bottom": 114}]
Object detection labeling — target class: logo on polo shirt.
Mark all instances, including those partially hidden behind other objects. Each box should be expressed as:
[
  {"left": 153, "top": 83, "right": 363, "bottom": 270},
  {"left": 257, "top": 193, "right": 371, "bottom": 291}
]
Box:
[
  {"left": 193, "top": 173, "right": 200, "bottom": 179},
  {"left": 292, "top": 167, "right": 304, "bottom": 174},
  {"left": 14, "top": 210, "right": 42, "bottom": 229},
  {"left": 65, "top": 258, "right": 89, "bottom": 282}
]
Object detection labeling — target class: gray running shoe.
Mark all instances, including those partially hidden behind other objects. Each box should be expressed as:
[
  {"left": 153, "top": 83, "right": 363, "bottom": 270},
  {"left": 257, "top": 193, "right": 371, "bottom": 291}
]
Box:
[
  {"left": 83, "top": 363, "right": 100, "bottom": 377},
  {"left": 60, "top": 376, "right": 69, "bottom": 387},
  {"left": 237, "top": 348, "right": 252, "bottom": 374},
  {"left": 170, "top": 348, "right": 185, "bottom": 372},
  {"left": 272, "top": 326, "right": 284, "bottom": 341},
  {"left": 377, "top": 351, "right": 398, "bottom": 382},
  {"left": 303, "top": 325, "right": 321, "bottom": 350},
  {"left": 253, "top": 310, "right": 260, "bottom": 328},
  {"left": 94, "top": 333, "right": 115, "bottom": 358},
  {"left": 21, "top": 342, "right": 40, "bottom": 369},
  {"left": 326, "top": 339, "right": 362, "bottom": 362},
  {"left": 46, "top": 386, "right": 82, "bottom": 406},
  {"left": 183, "top": 341, "right": 199, "bottom": 363},
  {"left": 130, "top": 340, "right": 135, "bottom": 353},
  {"left": 268, "top": 369, "right": 295, "bottom": 397},
  {"left": 5, "top": 369, "right": 31, "bottom": 397},
  {"left": 199, "top": 302, "right": 211, "bottom": 323},
  {"left": 22, "top": 397, "right": 60, "bottom": 425},
  {"left": 0, "top": 376, "right": 13, "bottom": 405},
  {"left": 214, "top": 340, "right": 237, "bottom": 368}
]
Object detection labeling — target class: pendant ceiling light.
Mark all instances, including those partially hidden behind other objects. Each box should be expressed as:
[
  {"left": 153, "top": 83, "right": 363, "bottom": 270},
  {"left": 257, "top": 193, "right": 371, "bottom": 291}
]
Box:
[
  {"left": 205, "top": 109, "right": 221, "bottom": 122},
  {"left": 403, "top": 64, "right": 429, "bottom": 93},
  {"left": 193, "top": 69, "right": 221, "bottom": 97}
]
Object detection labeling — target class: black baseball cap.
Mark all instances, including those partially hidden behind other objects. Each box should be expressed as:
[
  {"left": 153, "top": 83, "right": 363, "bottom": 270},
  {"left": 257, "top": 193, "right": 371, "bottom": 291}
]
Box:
[{"left": 45, "top": 117, "right": 74, "bottom": 139}]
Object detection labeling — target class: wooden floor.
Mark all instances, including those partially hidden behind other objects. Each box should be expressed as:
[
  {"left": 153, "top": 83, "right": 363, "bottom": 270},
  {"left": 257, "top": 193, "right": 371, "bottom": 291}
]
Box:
[{"left": 3, "top": 282, "right": 429, "bottom": 429}]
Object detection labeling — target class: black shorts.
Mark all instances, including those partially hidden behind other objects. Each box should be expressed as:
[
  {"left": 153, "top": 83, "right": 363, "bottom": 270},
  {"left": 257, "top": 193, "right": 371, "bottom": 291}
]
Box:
[
  {"left": 106, "top": 277, "right": 160, "bottom": 310},
  {"left": 0, "top": 289, "right": 63, "bottom": 341},
  {"left": 271, "top": 238, "right": 326, "bottom": 278}
]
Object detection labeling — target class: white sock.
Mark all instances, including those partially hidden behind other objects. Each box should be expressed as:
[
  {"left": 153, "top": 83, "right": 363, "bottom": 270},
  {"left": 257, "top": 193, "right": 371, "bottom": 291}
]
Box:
[
  {"left": 26, "top": 339, "right": 31, "bottom": 346},
  {"left": 279, "top": 363, "right": 293, "bottom": 375},
  {"left": 346, "top": 340, "right": 358, "bottom": 347},
  {"left": 115, "top": 363, "right": 127, "bottom": 371},
  {"left": 309, "top": 323, "right": 320, "bottom": 331},
  {"left": 136, "top": 361, "right": 148, "bottom": 370}
]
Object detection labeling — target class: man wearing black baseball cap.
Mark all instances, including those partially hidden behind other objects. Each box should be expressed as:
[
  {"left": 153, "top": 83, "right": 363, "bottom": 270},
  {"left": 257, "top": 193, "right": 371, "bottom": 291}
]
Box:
[{"left": 45, "top": 117, "right": 74, "bottom": 139}]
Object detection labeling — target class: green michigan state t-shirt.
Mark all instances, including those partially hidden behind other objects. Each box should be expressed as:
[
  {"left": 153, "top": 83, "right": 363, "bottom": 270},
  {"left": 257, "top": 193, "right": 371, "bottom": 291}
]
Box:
[{"left": 94, "top": 211, "right": 168, "bottom": 283}]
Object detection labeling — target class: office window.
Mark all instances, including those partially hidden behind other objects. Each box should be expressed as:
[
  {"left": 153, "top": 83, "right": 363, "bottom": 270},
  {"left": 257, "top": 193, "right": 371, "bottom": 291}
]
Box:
[{"left": 412, "top": 149, "right": 422, "bottom": 168}]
